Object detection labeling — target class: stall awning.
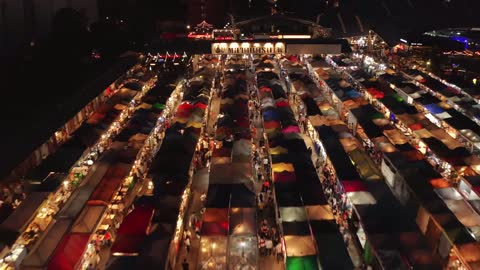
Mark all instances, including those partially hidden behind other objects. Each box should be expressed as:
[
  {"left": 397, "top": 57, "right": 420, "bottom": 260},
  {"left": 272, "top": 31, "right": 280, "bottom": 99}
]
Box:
[
  {"left": 232, "top": 139, "right": 251, "bottom": 157},
  {"left": 229, "top": 208, "right": 256, "bottom": 235},
  {"left": 347, "top": 191, "right": 376, "bottom": 205},
  {"left": 274, "top": 171, "right": 296, "bottom": 184},
  {"left": 286, "top": 255, "right": 319, "bottom": 270},
  {"left": 348, "top": 149, "right": 383, "bottom": 181},
  {"left": 211, "top": 156, "right": 231, "bottom": 165},
  {"left": 111, "top": 205, "right": 154, "bottom": 256},
  {"left": 203, "top": 208, "right": 229, "bottom": 223},
  {"left": 341, "top": 180, "right": 367, "bottom": 193},
  {"left": 445, "top": 200, "right": 480, "bottom": 228},
  {"left": 305, "top": 205, "right": 334, "bottom": 221},
  {"left": 457, "top": 242, "right": 480, "bottom": 267},
  {"left": 1, "top": 192, "right": 49, "bottom": 232},
  {"left": 89, "top": 169, "right": 126, "bottom": 204},
  {"left": 47, "top": 233, "right": 90, "bottom": 270},
  {"left": 201, "top": 221, "right": 229, "bottom": 236},
  {"left": 272, "top": 163, "right": 295, "bottom": 173},
  {"left": 280, "top": 207, "right": 308, "bottom": 222},
  {"left": 434, "top": 187, "right": 463, "bottom": 200},
  {"left": 209, "top": 163, "right": 252, "bottom": 184},
  {"left": 21, "top": 219, "right": 70, "bottom": 268},
  {"left": 70, "top": 205, "right": 106, "bottom": 234},
  {"left": 285, "top": 235, "right": 317, "bottom": 257},
  {"left": 270, "top": 146, "right": 289, "bottom": 155},
  {"left": 429, "top": 178, "right": 451, "bottom": 189}
]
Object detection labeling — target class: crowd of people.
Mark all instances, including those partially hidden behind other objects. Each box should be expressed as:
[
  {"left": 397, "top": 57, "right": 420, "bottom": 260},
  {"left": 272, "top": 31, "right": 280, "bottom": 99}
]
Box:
[
  {"left": 0, "top": 183, "right": 27, "bottom": 224},
  {"left": 321, "top": 165, "right": 354, "bottom": 249},
  {"left": 258, "top": 219, "right": 283, "bottom": 261},
  {"left": 362, "top": 141, "right": 383, "bottom": 165},
  {"left": 0, "top": 183, "right": 26, "bottom": 209},
  {"left": 248, "top": 72, "right": 285, "bottom": 265},
  {"left": 193, "top": 136, "right": 213, "bottom": 172}
]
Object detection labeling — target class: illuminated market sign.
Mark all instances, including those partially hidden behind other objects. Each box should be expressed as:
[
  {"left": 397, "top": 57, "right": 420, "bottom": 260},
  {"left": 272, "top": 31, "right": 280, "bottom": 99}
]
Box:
[{"left": 212, "top": 42, "right": 285, "bottom": 54}]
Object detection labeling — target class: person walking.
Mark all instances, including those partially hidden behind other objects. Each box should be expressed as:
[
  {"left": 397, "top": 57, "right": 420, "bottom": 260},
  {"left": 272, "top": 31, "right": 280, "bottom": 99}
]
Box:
[
  {"left": 185, "top": 230, "right": 192, "bottom": 240},
  {"left": 275, "top": 242, "right": 283, "bottom": 262},
  {"left": 259, "top": 237, "right": 266, "bottom": 256},
  {"left": 263, "top": 157, "right": 269, "bottom": 171},
  {"left": 265, "top": 238, "right": 273, "bottom": 255},
  {"left": 190, "top": 212, "right": 197, "bottom": 229},
  {"left": 195, "top": 220, "right": 201, "bottom": 238},
  {"left": 185, "top": 237, "right": 191, "bottom": 253},
  {"left": 182, "top": 259, "right": 190, "bottom": 270}
]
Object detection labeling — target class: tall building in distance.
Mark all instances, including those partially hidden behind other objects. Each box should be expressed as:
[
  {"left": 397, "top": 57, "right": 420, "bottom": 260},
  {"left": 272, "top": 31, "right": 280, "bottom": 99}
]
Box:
[
  {"left": 0, "top": 0, "right": 98, "bottom": 57},
  {"left": 187, "top": 0, "right": 226, "bottom": 27}
]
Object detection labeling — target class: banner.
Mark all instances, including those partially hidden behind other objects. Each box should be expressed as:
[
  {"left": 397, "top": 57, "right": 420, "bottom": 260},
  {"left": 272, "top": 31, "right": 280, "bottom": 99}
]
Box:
[{"left": 211, "top": 42, "right": 285, "bottom": 54}]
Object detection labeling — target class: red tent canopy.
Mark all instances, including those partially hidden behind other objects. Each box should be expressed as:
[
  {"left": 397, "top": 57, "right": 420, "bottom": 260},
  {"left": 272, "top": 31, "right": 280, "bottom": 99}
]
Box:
[
  {"left": 341, "top": 180, "right": 367, "bottom": 193},
  {"left": 194, "top": 102, "right": 208, "bottom": 110},
  {"left": 287, "top": 55, "right": 298, "bottom": 62},
  {"left": 473, "top": 186, "right": 480, "bottom": 197},
  {"left": 176, "top": 102, "right": 195, "bottom": 117},
  {"left": 201, "top": 221, "right": 229, "bottom": 236},
  {"left": 111, "top": 235, "right": 145, "bottom": 256},
  {"left": 259, "top": 86, "right": 272, "bottom": 92},
  {"left": 236, "top": 118, "right": 250, "bottom": 128},
  {"left": 111, "top": 205, "right": 154, "bottom": 256},
  {"left": 48, "top": 233, "right": 90, "bottom": 270},
  {"left": 212, "top": 147, "right": 232, "bottom": 157},
  {"left": 273, "top": 171, "right": 296, "bottom": 183},
  {"left": 276, "top": 100, "right": 289, "bottom": 107},
  {"left": 401, "top": 150, "right": 423, "bottom": 161},
  {"left": 367, "top": 88, "right": 385, "bottom": 99},
  {"left": 117, "top": 205, "right": 154, "bottom": 236},
  {"left": 409, "top": 123, "right": 423, "bottom": 131},
  {"left": 89, "top": 166, "right": 127, "bottom": 204}
]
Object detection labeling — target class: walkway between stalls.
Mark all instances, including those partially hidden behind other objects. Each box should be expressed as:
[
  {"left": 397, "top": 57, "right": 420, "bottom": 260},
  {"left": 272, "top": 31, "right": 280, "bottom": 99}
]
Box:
[
  {"left": 174, "top": 83, "right": 222, "bottom": 270},
  {"left": 277, "top": 59, "right": 363, "bottom": 268},
  {"left": 248, "top": 69, "right": 284, "bottom": 270},
  {"left": 174, "top": 168, "right": 210, "bottom": 270},
  {"left": 300, "top": 133, "right": 363, "bottom": 268}
]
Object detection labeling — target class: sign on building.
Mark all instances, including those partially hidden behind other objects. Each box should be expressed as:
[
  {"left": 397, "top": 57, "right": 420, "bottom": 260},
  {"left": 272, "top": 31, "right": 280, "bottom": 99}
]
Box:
[{"left": 211, "top": 42, "right": 285, "bottom": 54}]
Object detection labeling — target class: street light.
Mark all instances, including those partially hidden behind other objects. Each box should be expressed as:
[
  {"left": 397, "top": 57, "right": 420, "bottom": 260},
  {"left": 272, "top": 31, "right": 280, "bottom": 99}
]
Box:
[
  {"left": 240, "top": 241, "right": 246, "bottom": 258},
  {"left": 210, "top": 242, "right": 216, "bottom": 257},
  {"left": 186, "top": 25, "right": 191, "bottom": 30}
]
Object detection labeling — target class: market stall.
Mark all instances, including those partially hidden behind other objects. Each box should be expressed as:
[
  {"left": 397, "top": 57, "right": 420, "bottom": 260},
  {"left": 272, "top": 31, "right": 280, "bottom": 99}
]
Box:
[
  {"left": 47, "top": 233, "right": 90, "bottom": 270},
  {"left": 111, "top": 204, "right": 154, "bottom": 256},
  {"left": 198, "top": 236, "right": 227, "bottom": 270}
]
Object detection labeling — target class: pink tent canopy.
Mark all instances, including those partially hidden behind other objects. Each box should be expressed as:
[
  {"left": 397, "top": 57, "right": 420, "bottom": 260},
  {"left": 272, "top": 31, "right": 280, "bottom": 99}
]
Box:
[
  {"left": 282, "top": 126, "right": 301, "bottom": 134},
  {"left": 341, "top": 180, "right": 367, "bottom": 193}
]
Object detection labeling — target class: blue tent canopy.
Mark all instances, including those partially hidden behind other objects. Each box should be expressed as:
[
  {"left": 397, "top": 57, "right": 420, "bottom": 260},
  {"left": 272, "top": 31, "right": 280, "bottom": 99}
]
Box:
[{"left": 424, "top": 103, "right": 445, "bottom": 115}]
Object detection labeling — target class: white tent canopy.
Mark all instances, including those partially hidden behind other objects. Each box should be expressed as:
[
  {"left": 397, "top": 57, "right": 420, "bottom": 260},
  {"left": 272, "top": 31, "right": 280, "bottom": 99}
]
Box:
[
  {"left": 445, "top": 200, "right": 480, "bottom": 228},
  {"left": 279, "top": 207, "right": 307, "bottom": 222},
  {"left": 434, "top": 187, "right": 463, "bottom": 201},
  {"left": 347, "top": 191, "right": 376, "bottom": 205},
  {"left": 21, "top": 219, "right": 70, "bottom": 268}
]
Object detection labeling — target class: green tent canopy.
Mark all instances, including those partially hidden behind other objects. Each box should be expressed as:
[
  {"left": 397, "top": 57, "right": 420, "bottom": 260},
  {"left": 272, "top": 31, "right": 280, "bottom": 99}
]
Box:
[
  {"left": 392, "top": 93, "right": 404, "bottom": 103},
  {"left": 370, "top": 112, "right": 385, "bottom": 120},
  {"left": 152, "top": 103, "right": 165, "bottom": 110},
  {"left": 286, "top": 255, "right": 319, "bottom": 270}
]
